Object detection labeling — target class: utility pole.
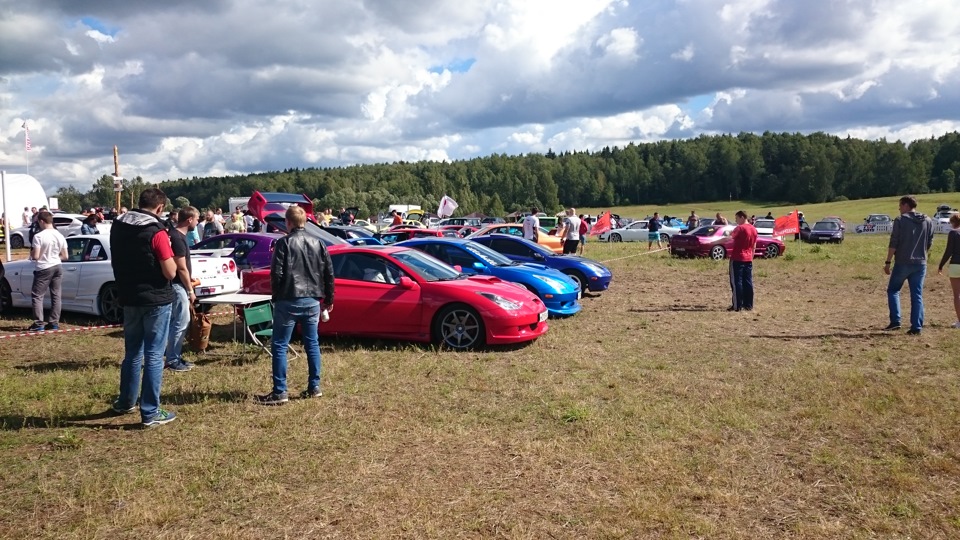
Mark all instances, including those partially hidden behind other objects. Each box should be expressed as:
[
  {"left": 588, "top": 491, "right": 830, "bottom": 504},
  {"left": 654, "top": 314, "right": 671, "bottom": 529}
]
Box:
[{"left": 112, "top": 146, "right": 124, "bottom": 212}]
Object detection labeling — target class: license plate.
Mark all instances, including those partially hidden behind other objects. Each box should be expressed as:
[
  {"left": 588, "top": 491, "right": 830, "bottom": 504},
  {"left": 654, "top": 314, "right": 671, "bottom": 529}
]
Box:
[
  {"left": 538, "top": 310, "right": 548, "bottom": 322},
  {"left": 674, "top": 247, "right": 685, "bottom": 252}
]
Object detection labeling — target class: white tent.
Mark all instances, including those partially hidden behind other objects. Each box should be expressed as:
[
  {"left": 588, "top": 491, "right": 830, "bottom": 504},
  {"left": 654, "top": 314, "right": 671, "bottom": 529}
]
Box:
[{"left": 1, "top": 173, "right": 48, "bottom": 226}]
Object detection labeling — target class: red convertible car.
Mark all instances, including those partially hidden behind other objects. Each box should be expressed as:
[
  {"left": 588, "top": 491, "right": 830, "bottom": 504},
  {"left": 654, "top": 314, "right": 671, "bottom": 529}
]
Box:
[
  {"left": 669, "top": 225, "right": 786, "bottom": 260},
  {"left": 242, "top": 245, "right": 548, "bottom": 349}
]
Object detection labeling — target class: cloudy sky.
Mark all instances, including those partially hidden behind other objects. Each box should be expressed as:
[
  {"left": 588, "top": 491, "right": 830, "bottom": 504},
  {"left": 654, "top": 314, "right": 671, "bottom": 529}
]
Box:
[{"left": 2, "top": 0, "right": 960, "bottom": 194}]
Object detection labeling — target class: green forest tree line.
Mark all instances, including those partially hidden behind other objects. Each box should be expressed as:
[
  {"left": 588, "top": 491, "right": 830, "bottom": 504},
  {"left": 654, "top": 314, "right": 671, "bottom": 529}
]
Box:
[{"left": 53, "top": 131, "right": 960, "bottom": 219}]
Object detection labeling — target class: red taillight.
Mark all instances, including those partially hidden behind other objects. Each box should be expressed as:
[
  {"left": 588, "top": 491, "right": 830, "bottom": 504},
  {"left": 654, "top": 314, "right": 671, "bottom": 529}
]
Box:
[{"left": 229, "top": 260, "right": 236, "bottom": 272}]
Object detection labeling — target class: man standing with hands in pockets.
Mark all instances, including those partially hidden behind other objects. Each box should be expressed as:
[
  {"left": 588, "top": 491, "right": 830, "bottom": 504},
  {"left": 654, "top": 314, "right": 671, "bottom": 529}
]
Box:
[{"left": 256, "top": 206, "right": 335, "bottom": 405}]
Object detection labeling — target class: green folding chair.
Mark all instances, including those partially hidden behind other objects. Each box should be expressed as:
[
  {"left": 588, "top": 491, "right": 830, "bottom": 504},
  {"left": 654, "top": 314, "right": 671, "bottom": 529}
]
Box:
[{"left": 241, "top": 303, "right": 300, "bottom": 361}]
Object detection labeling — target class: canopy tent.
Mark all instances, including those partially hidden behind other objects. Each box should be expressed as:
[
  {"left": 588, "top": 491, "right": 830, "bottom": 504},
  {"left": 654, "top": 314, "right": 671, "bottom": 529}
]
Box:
[{"left": 1, "top": 173, "right": 48, "bottom": 223}]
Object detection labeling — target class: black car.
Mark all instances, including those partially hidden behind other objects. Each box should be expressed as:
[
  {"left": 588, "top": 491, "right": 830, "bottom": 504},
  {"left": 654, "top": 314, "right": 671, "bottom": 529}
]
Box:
[{"left": 807, "top": 220, "right": 844, "bottom": 243}]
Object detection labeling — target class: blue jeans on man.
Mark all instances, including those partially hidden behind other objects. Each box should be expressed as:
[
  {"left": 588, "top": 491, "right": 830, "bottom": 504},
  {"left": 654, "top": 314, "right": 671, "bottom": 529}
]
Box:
[
  {"left": 887, "top": 263, "right": 926, "bottom": 331},
  {"left": 165, "top": 285, "right": 192, "bottom": 369},
  {"left": 729, "top": 260, "right": 754, "bottom": 311},
  {"left": 271, "top": 297, "right": 322, "bottom": 395},
  {"left": 114, "top": 303, "right": 173, "bottom": 423}
]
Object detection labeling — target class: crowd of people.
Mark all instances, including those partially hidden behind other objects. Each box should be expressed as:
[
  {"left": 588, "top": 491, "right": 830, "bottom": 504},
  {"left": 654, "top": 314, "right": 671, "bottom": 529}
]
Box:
[{"left": 11, "top": 191, "right": 960, "bottom": 427}]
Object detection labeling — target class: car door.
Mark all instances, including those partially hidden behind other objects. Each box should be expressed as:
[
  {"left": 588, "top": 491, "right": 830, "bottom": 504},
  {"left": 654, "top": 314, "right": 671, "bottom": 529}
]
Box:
[
  {"left": 53, "top": 216, "right": 80, "bottom": 237},
  {"left": 59, "top": 237, "right": 92, "bottom": 302},
  {"left": 487, "top": 238, "right": 539, "bottom": 264},
  {"left": 327, "top": 252, "right": 421, "bottom": 336},
  {"left": 426, "top": 244, "right": 484, "bottom": 275},
  {"left": 624, "top": 222, "right": 647, "bottom": 242}
]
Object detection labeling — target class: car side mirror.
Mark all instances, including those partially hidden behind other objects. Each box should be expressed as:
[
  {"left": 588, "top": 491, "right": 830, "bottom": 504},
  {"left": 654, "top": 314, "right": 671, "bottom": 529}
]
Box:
[
  {"left": 533, "top": 252, "right": 545, "bottom": 260},
  {"left": 398, "top": 276, "right": 418, "bottom": 289}
]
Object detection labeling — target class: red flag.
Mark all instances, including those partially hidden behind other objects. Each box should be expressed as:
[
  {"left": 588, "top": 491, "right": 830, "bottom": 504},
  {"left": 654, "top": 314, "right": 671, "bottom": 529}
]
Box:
[
  {"left": 590, "top": 211, "right": 612, "bottom": 236},
  {"left": 773, "top": 209, "right": 799, "bottom": 236}
]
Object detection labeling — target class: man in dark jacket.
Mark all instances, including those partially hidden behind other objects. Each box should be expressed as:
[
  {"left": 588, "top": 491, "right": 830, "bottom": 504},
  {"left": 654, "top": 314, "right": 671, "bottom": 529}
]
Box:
[
  {"left": 884, "top": 196, "right": 934, "bottom": 334},
  {"left": 256, "top": 205, "right": 335, "bottom": 405},
  {"left": 110, "top": 188, "right": 179, "bottom": 428}
]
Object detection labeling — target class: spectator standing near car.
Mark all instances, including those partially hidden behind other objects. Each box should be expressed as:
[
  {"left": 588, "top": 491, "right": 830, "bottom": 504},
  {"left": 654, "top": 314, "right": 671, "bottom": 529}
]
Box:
[
  {"left": 522, "top": 207, "right": 540, "bottom": 242},
  {"left": 391, "top": 210, "right": 403, "bottom": 227},
  {"left": 27, "top": 211, "right": 67, "bottom": 332},
  {"left": 22, "top": 207, "right": 31, "bottom": 227},
  {"left": 937, "top": 214, "right": 960, "bottom": 328},
  {"left": 686, "top": 211, "right": 699, "bottom": 230},
  {"left": 80, "top": 214, "right": 99, "bottom": 235},
  {"left": 109, "top": 188, "right": 179, "bottom": 427},
  {"left": 256, "top": 206, "right": 335, "bottom": 405},
  {"left": 560, "top": 208, "right": 581, "bottom": 255},
  {"left": 577, "top": 214, "right": 589, "bottom": 255},
  {"left": 165, "top": 206, "right": 199, "bottom": 373},
  {"left": 728, "top": 210, "right": 758, "bottom": 312},
  {"left": 202, "top": 210, "right": 223, "bottom": 238},
  {"left": 715, "top": 212, "right": 728, "bottom": 225},
  {"left": 885, "top": 196, "right": 934, "bottom": 334},
  {"left": 647, "top": 212, "right": 663, "bottom": 250}
]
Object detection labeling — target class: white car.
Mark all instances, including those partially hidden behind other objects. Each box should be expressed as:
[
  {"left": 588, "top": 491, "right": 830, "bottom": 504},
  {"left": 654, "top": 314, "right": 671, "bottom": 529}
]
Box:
[
  {"left": 0, "top": 235, "right": 241, "bottom": 323},
  {"left": 754, "top": 218, "right": 776, "bottom": 237},
  {"left": 598, "top": 220, "right": 682, "bottom": 243},
  {"left": 7, "top": 214, "right": 103, "bottom": 249}
]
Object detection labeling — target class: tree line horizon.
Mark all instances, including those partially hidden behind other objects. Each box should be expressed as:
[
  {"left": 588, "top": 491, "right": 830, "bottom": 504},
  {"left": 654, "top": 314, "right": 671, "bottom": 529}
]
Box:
[{"left": 53, "top": 131, "right": 960, "bottom": 219}]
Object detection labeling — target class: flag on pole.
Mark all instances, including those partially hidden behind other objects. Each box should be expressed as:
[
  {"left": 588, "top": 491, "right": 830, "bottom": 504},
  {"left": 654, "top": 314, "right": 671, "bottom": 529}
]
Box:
[
  {"left": 590, "top": 211, "right": 613, "bottom": 236},
  {"left": 22, "top": 122, "right": 31, "bottom": 151},
  {"left": 437, "top": 195, "right": 459, "bottom": 218},
  {"left": 773, "top": 209, "right": 800, "bottom": 236}
]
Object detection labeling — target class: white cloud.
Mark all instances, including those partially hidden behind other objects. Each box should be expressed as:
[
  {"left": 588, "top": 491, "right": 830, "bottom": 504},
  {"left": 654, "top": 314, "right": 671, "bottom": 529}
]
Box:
[{"left": 1, "top": 0, "right": 960, "bottom": 195}]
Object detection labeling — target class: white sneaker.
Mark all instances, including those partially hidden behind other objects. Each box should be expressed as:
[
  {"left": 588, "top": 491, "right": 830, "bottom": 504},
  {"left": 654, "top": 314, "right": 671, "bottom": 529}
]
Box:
[{"left": 952, "top": 321, "right": 960, "bottom": 329}]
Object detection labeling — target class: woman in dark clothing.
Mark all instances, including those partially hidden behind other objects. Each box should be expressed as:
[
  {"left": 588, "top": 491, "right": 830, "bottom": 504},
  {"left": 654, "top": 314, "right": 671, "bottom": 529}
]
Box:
[{"left": 937, "top": 214, "right": 960, "bottom": 327}]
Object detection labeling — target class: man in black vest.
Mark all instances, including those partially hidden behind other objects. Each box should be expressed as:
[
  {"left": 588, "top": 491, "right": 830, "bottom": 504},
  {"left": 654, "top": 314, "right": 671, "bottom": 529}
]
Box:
[{"left": 110, "top": 188, "right": 179, "bottom": 428}]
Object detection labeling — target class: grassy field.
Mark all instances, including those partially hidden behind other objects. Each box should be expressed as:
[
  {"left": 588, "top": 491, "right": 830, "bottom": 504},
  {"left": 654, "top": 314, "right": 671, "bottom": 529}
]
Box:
[
  {"left": 1, "top": 210, "right": 960, "bottom": 537},
  {"left": 582, "top": 193, "right": 960, "bottom": 224}
]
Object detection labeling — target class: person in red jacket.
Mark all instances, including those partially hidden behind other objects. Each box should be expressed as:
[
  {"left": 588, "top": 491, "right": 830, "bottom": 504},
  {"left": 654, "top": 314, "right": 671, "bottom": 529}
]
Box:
[{"left": 728, "top": 210, "right": 758, "bottom": 312}]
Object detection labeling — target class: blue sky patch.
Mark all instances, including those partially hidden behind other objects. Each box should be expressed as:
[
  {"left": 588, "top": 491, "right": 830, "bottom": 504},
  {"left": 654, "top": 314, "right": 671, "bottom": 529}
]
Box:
[{"left": 429, "top": 58, "right": 476, "bottom": 75}]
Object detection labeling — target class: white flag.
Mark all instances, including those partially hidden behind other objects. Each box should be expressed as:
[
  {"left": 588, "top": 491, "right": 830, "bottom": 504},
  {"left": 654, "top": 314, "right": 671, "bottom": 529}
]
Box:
[{"left": 437, "top": 195, "right": 459, "bottom": 218}]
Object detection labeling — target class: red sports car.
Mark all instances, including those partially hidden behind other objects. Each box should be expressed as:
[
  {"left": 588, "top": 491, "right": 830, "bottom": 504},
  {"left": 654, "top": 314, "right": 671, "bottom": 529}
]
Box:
[
  {"left": 669, "top": 225, "right": 786, "bottom": 260},
  {"left": 242, "top": 245, "right": 548, "bottom": 349}
]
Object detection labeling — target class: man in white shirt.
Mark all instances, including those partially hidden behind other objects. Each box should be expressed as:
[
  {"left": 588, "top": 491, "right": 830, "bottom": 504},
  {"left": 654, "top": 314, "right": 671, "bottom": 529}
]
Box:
[
  {"left": 29, "top": 211, "right": 68, "bottom": 332},
  {"left": 522, "top": 206, "right": 540, "bottom": 242},
  {"left": 560, "top": 208, "right": 581, "bottom": 255},
  {"left": 22, "top": 207, "right": 31, "bottom": 227}
]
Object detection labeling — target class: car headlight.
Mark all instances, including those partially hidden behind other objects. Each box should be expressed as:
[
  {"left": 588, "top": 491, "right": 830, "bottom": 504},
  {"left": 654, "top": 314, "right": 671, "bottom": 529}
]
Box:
[
  {"left": 477, "top": 292, "right": 522, "bottom": 311},
  {"left": 581, "top": 262, "right": 606, "bottom": 274},
  {"left": 532, "top": 274, "right": 570, "bottom": 290}
]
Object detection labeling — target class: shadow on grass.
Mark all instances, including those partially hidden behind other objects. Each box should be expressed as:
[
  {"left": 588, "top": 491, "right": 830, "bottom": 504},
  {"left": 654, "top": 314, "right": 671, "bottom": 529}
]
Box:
[
  {"left": 629, "top": 305, "right": 717, "bottom": 313},
  {"left": 750, "top": 331, "right": 890, "bottom": 340},
  {"left": 15, "top": 359, "right": 118, "bottom": 372},
  {"left": 0, "top": 410, "right": 140, "bottom": 431},
  {"left": 163, "top": 390, "right": 248, "bottom": 406}
]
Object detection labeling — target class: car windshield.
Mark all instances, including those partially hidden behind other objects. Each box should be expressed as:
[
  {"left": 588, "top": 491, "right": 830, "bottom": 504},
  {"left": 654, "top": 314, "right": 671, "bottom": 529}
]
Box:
[
  {"left": 392, "top": 249, "right": 462, "bottom": 282},
  {"left": 754, "top": 219, "right": 774, "bottom": 228},
  {"left": 813, "top": 221, "right": 840, "bottom": 231},
  {"left": 461, "top": 241, "right": 515, "bottom": 266},
  {"left": 689, "top": 226, "right": 721, "bottom": 237}
]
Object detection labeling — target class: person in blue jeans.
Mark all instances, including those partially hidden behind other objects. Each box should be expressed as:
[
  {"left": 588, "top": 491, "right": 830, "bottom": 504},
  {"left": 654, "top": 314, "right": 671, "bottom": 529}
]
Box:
[
  {"left": 110, "top": 188, "right": 179, "bottom": 427},
  {"left": 884, "top": 196, "right": 934, "bottom": 335},
  {"left": 256, "top": 205, "right": 335, "bottom": 405},
  {"left": 165, "top": 206, "right": 199, "bottom": 372}
]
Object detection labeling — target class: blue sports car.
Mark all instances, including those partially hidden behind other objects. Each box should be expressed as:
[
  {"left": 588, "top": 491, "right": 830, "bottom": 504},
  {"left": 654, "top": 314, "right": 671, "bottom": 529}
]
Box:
[
  {"left": 470, "top": 234, "right": 613, "bottom": 293},
  {"left": 397, "top": 237, "right": 581, "bottom": 317}
]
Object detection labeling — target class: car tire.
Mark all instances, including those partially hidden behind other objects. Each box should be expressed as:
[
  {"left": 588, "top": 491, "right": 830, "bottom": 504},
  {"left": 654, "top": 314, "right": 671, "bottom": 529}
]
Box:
[
  {"left": 98, "top": 282, "right": 123, "bottom": 324},
  {"left": 11, "top": 234, "right": 24, "bottom": 249},
  {"left": 609, "top": 233, "right": 622, "bottom": 242},
  {"left": 433, "top": 304, "right": 485, "bottom": 350},
  {"left": 710, "top": 245, "right": 726, "bottom": 260},
  {"left": 0, "top": 279, "right": 12, "bottom": 314},
  {"left": 659, "top": 233, "right": 669, "bottom": 243},
  {"left": 764, "top": 244, "right": 780, "bottom": 258},
  {"left": 562, "top": 269, "right": 587, "bottom": 293}
]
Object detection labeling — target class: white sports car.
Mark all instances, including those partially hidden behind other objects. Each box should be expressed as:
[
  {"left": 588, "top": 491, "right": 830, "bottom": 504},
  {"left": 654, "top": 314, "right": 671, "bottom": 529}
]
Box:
[
  {"left": 0, "top": 234, "right": 241, "bottom": 323},
  {"left": 7, "top": 214, "right": 111, "bottom": 249},
  {"left": 598, "top": 220, "right": 682, "bottom": 243}
]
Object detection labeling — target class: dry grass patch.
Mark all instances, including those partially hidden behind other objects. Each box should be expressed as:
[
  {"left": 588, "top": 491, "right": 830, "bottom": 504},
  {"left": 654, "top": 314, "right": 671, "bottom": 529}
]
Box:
[{"left": 1, "top": 235, "right": 959, "bottom": 538}]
